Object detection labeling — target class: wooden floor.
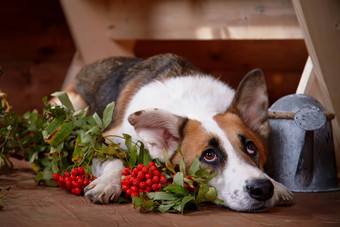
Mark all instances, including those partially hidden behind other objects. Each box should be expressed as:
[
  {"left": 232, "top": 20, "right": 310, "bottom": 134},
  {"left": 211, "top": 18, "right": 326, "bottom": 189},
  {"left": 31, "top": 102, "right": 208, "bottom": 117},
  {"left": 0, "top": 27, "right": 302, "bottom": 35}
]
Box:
[
  {"left": 1, "top": 158, "right": 339, "bottom": 227},
  {"left": 1, "top": 1, "right": 339, "bottom": 226}
]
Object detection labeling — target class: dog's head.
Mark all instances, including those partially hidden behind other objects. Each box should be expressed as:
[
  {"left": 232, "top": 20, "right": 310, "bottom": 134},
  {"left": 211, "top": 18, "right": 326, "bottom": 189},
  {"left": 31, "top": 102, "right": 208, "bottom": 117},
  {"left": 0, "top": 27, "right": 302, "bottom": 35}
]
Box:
[{"left": 128, "top": 69, "right": 275, "bottom": 212}]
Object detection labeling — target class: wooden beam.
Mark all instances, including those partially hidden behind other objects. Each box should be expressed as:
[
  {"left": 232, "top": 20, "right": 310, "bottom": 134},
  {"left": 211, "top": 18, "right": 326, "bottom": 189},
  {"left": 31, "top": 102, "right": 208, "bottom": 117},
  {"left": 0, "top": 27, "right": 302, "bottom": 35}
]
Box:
[
  {"left": 59, "top": 0, "right": 135, "bottom": 64},
  {"left": 293, "top": 0, "right": 340, "bottom": 173},
  {"left": 61, "top": 52, "right": 84, "bottom": 90},
  {"left": 107, "top": 0, "right": 302, "bottom": 40}
]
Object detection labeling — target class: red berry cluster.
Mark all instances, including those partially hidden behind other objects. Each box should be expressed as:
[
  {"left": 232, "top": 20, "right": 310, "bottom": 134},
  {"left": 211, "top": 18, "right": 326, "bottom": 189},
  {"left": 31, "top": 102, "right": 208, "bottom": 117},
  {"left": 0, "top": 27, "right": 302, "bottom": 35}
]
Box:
[
  {"left": 52, "top": 167, "right": 95, "bottom": 195},
  {"left": 121, "top": 162, "right": 169, "bottom": 198}
]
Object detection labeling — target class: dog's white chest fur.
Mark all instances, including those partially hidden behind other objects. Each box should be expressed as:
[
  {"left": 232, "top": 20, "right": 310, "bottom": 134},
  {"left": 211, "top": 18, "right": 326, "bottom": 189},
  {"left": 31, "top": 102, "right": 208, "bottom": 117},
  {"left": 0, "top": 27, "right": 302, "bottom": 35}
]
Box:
[{"left": 111, "top": 75, "right": 235, "bottom": 144}]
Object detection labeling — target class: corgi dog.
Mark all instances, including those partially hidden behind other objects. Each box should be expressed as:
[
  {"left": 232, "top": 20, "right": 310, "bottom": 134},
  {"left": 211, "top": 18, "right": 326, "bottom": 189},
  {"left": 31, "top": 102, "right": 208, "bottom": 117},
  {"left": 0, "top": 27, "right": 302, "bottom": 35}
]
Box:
[{"left": 54, "top": 53, "right": 293, "bottom": 212}]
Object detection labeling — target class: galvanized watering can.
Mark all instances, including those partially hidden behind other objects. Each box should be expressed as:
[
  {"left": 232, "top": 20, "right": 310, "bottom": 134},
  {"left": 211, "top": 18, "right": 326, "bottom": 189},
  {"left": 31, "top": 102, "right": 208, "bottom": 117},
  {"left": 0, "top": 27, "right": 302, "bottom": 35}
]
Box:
[{"left": 265, "top": 94, "right": 339, "bottom": 192}]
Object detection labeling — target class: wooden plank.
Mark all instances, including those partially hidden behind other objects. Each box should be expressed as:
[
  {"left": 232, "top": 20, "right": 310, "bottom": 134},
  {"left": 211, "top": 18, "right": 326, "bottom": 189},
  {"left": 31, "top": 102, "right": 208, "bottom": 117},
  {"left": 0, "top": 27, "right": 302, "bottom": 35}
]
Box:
[
  {"left": 61, "top": 52, "right": 84, "bottom": 90},
  {"left": 107, "top": 0, "right": 302, "bottom": 40},
  {"left": 293, "top": 0, "right": 340, "bottom": 172},
  {"left": 59, "top": 0, "right": 135, "bottom": 64},
  {"left": 2, "top": 158, "right": 340, "bottom": 226},
  {"left": 296, "top": 57, "right": 314, "bottom": 95},
  {"left": 297, "top": 57, "right": 335, "bottom": 112}
]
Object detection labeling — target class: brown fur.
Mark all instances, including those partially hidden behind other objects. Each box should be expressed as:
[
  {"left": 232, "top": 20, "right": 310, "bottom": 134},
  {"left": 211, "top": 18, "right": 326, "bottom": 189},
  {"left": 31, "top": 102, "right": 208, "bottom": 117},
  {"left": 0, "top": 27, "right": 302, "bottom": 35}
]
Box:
[
  {"left": 171, "top": 120, "right": 211, "bottom": 168},
  {"left": 110, "top": 54, "right": 201, "bottom": 131},
  {"left": 214, "top": 112, "right": 268, "bottom": 170}
]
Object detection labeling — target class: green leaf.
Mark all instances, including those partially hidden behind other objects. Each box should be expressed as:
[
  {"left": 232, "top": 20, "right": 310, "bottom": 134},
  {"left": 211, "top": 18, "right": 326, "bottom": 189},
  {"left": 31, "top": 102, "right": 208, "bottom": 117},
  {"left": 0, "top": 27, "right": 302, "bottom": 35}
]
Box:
[
  {"left": 195, "top": 184, "right": 209, "bottom": 204},
  {"left": 163, "top": 184, "right": 188, "bottom": 196},
  {"left": 47, "top": 121, "right": 75, "bottom": 147},
  {"left": 137, "top": 143, "right": 145, "bottom": 164},
  {"left": 86, "top": 126, "right": 100, "bottom": 135},
  {"left": 202, "top": 171, "right": 218, "bottom": 184},
  {"left": 204, "top": 186, "right": 217, "bottom": 202},
  {"left": 42, "top": 179, "right": 58, "bottom": 187},
  {"left": 158, "top": 203, "right": 175, "bottom": 213},
  {"left": 44, "top": 116, "right": 65, "bottom": 134},
  {"left": 180, "top": 195, "right": 195, "bottom": 214},
  {"left": 179, "top": 156, "right": 186, "bottom": 175},
  {"left": 194, "top": 169, "right": 211, "bottom": 178},
  {"left": 102, "top": 102, "right": 115, "bottom": 130},
  {"left": 51, "top": 91, "right": 75, "bottom": 111},
  {"left": 148, "top": 192, "right": 177, "bottom": 201},
  {"left": 123, "top": 134, "right": 132, "bottom": 151},
  {"left": 132, "top": 195, "right": 145, "bottom": 208},
  {"left": 73, "top": 108, "right": 87, "bottom": 117},
  {"left": 163, "top": 148, "right": 175, "bottom": 174},
  {"left": 142, "top": 148, "right": 152, "bottom": 166},
  {"left": 72, "top": 135, "right": 84, "bottom": 164},
  {"left": 35, "top": 172, "right": 43, "bottom": 183},
  {"left": 42, "top": 96, "right": 48, "bottom": 105},
  {"left": 42, "top": 169, "right": 53, "bottom": 180},
  {"left": 173, "top": 172, "right": 184, "bottom": 187},
  {"left": 97, "top": 152, "right": 106, "bottom": 162},
  {"left": 92, "top": 113, "right": 103, "bottom": 128},
  {"left": 29, "top": 151, "right": 38, "bottom": 163},
  {"left": 136, "top": 142, "right": 152, "bottom": 166},
  {"left": 51, "top": 158, "right": 59, "bottom": 173},
  {"left": 128, "top": 145, "right": 138, "bottom": 168},
  {"left": 176, "top": 147, "right": 183, "bottom": 156},
  {"left": 215, "top": 198, "right": 224, "bottom": 204},
  {"left": 189, "top": 157, "right": 200, "bottom": 176}
]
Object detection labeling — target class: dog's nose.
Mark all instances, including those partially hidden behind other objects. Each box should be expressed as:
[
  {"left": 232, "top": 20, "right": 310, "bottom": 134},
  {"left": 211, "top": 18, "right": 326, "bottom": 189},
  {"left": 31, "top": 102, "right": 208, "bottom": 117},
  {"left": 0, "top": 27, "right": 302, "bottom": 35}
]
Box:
[{"left": 246, "top": 179, "right": 274, "bottom": 201}]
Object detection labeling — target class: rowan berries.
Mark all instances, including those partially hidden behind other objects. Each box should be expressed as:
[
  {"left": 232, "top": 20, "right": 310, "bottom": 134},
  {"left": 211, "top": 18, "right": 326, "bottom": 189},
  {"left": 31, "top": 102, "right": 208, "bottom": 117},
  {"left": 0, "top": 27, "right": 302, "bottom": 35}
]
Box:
[
  {"left": 142, "top": 166, "right": 149, "bottom": 173},
  {"left": 71, "top": 168, "right": 78, "bottom": 176},
  {"left": 146, "top": 179, "right": 153, "bottom": 186},
  {"left": 52, "top": 173, "right": 60, "bottom": 181},
  {"left": 145, "top": 173, "right": 152, "bottom": 179},
  {"left": 120, "top": 163, "right": 170, "bottom": 199},
  {"left": 152, "top": 176, "right": 159, "bottom": 183},
  {"left": 77, "top": 167, "right": 84, "bottom": 174},
  {"left": 137, "top": 164, "right": 145, "bottom": 170},
  {"left": 148, "top": 162, "right": 155, "bottom": 167},
  {"left": 150, "top": 165, "right": 157, "bottom": 171},
  {"left": 53, "top": 167, "right": 94, "bottom": 195},
  {"left": 131, "top": 192, "right": 139, "bottom": 197},
  {"left": 131, "top": 186, "right": 138, "bottom": 192},
  {"left": 122, "top": 184, "right": 129, "bottom": 191}
]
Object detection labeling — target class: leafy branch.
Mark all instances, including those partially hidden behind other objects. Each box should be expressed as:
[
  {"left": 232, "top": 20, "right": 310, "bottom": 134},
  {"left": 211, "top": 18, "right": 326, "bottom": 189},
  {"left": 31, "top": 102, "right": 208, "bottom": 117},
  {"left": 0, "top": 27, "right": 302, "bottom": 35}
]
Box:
[
  {"left": 132, "top": 149, "right": 223, "bottom": 214},
  {"left": 0, "top": 91, "right": 222, "bottom": 214}
]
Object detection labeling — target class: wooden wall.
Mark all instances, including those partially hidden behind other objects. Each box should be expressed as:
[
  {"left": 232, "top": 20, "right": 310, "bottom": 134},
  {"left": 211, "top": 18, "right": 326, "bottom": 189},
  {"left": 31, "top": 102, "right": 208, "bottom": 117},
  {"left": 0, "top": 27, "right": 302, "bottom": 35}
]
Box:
[
  {"left": 0, "top": 0, "right": 75, "bottom": 114},
  {"left": 0, "top": 0, "right": 307, "bottom": 115}
]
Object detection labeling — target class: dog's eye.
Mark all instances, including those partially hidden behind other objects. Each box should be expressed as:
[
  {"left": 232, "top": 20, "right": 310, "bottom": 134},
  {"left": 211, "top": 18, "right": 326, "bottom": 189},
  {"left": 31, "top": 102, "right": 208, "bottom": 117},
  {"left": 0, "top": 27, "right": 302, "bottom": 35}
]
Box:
[
  {"left": 246, "top": 141, "right": 257, "bottom": 155},
  {"left": 203, "top": 149, "right": 217, "bottom": 162}
]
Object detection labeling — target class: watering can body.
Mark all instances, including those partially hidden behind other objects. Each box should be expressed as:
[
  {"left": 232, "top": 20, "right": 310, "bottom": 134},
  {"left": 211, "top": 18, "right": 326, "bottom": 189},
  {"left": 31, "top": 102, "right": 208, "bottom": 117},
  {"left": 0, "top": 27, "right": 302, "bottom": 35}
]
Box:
[{"left": 266, "top": 94, "right": 339, "bottom": 192}]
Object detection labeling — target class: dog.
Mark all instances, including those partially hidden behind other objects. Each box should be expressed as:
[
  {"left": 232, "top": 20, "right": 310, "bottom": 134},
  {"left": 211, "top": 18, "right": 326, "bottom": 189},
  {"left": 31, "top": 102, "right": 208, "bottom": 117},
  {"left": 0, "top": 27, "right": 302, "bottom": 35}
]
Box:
[{"left": 53, "top": 53, "right": 293, "bottom": 212}]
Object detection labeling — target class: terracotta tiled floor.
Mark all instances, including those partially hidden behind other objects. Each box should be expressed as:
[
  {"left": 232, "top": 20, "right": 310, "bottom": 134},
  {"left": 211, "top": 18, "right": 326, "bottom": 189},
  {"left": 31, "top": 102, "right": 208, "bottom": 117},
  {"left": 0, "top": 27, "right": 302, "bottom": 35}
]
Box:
[{"left": 1, "top": 158, "right": 339, "bottom": 227}]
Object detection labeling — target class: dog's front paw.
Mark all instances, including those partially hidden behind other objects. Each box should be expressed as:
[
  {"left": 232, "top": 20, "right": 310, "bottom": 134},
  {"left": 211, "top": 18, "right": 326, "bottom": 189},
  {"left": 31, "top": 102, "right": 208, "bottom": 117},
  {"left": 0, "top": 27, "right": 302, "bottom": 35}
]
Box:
[
  {"left": 84, "top": 176, "right": 121, "bottom": 204},
  {"left": 272, "top": 180, "right": 294, "bottom": 206}
]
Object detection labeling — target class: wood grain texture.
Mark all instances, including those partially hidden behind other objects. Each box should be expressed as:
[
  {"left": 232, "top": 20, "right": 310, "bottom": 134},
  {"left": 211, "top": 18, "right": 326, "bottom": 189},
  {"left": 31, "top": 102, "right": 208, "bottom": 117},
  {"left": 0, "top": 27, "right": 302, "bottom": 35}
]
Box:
[
  {"left": 105, "top": 0, "right": 302, "bottom": 40},
  {"left": 1, "top": 158, "right": 340, "bottom": 226},
  {"left": 293, "top": 0, "right": 340, "bottom": 173}
]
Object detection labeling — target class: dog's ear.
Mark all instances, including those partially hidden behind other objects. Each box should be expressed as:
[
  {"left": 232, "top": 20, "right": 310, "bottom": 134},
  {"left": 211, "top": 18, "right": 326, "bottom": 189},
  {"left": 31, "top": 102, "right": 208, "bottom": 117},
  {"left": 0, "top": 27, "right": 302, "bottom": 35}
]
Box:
[
  {"left": 228, "top": 69, "right": 269, "bottom": 140},
  {"left": 128, "top": 108, "right": 186, "bottom": 161}
]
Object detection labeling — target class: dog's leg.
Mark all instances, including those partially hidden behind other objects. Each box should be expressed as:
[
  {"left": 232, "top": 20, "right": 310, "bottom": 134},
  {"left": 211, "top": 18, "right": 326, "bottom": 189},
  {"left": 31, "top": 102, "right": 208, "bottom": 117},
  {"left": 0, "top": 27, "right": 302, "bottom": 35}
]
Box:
[
  {"left": 270, "top": 177, "right": 294, "bottom": 206},
  {"left": 84, "top": 159, "right": 125, "bottom": 204}
]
